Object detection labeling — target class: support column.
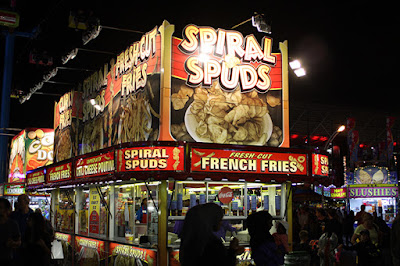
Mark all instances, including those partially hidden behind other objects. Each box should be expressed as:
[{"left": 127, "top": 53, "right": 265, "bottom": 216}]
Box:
[
  {"left": 286, "top": 181, "right": 293, "bottom": 251},
  {"left": 0, "top": 32, "right": 15, "bottom": 183},
  {"left": 158, "top": 180, "right": 168, "bottom": 265}
]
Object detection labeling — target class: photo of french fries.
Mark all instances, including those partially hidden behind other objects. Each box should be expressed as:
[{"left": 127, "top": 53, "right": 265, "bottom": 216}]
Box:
[{"left": 118, "top": 94, "right": 153, "bottom": 143}]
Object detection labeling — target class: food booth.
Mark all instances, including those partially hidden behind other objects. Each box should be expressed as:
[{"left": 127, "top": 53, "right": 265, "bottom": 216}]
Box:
[
  {"left": 26, "top": 20, "right": 329, "bottom": 265},
  {"left": 2, "top": 128, "right": 53, "bottom": 212},
  {"left": 345, "top": 166, "right": 398, "bottom": 224}
]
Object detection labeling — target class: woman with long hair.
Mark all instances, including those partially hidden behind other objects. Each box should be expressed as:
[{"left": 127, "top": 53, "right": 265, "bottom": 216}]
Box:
[
  {"left": 247, "top": 211, "right": 283, "bottom": 266},
  {"left": 179, "top": 203, "right": 243, "bottom": 266}
]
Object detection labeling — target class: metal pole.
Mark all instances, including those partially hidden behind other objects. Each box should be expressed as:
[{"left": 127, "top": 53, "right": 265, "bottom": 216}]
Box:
[
  {"left": 158, "top": 180, "right": 168, "bottom": 265},
  {"left": 0, "top": 31, "right": 15, "bottom": 183}
]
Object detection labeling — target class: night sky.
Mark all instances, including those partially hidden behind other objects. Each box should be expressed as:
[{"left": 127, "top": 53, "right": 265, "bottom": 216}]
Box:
[{"left": 1, "top": 1, "right": 398, "bottom": 132}]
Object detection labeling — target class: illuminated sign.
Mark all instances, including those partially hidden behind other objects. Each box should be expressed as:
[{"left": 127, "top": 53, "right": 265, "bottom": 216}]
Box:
[
  {"left": 178, "top": 25, "right": 276, "bottom": 93},
  {"left": 75, "top": 151, "right": 115, "bottom": 178},
  {"left": 190, "top": 147, "right": 307, "bottom": 175},
  {"left": 109, "top": 243, "right": 157, "bottom": 265},
  {"left": 330, "top": 188, "right": 347, "bottom": 199},
  {"left": 116, "top": 146, "right": 185, "bottom": 172},
  {"left": 55, "top": 232, "right": 71, "bottom": 244},
  {"left": 348, "top": 185, "right": 398, "bottom": 198},
  {"left": 4, "top": 183, "right": 25, "bottom": 196},
  {"left": 26, "top": 169, "right": 46, "bottom": 186},
  {"left": 312, "top": 154, "right": 329, "bottom": 176},
  {"left": 47, "top": 162, "right": 72, "bottom": 183}
]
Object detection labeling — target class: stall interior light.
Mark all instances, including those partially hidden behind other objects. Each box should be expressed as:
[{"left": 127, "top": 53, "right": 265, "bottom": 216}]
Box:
[
  {"left": 94, "top": 104, "right": 101, "bottom": 111},
  {"left": 90, "top": 99, "right": 96, "bottom": 105}
]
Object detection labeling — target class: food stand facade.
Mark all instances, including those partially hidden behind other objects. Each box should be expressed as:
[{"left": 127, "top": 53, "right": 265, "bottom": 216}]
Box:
[
  {"left": 25, "top": 20, "right": 330, "bottom": 265},
  {"left": 345, "top": 166, "right": 398, "bottom": 224},
  {"left": 27, "top": 142, "right": 328, "bottom": 265}
]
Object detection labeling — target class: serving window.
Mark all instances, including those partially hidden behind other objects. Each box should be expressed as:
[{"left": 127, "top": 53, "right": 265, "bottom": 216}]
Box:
[
  {"left": 53, "top": 188, "right": 75, "bottom": 234},
  {"left": 112, "top": 181, "right": 160, "bottom": 245},
  {"left": 167, "top": 181, "right": 286, "bottom": 246}
]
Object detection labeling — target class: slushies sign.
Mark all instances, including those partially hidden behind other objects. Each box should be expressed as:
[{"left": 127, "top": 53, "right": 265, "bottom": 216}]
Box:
[{"left": 178, "top": 25, "right": 276, "bottom": 93}]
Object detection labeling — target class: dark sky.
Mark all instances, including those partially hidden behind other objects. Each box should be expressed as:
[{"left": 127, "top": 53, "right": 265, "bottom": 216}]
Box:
[{"left": 0, "top": 1, "right": 398, "bottom": 131}]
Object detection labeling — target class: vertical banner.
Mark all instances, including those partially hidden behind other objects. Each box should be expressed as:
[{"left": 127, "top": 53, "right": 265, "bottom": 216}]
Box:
[
  {"left": 89, "top": 187, "right": 100, "bottom": 234},
  {"left": 346, "top": 118, "right": 358, "bottom": 169},
  {"left": 386, "top": 116, "right": 395, "bottom": 165}
]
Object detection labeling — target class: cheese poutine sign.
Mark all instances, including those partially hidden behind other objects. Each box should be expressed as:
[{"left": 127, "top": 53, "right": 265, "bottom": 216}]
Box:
[
  {"left": 26, "top": 168, "right": 46, "bottom": 186},
  {"left": 75, "top": 151, "right": 115, "bottom": 178},
  {"left": 190, "top": 147, "right": 307, "bottom": 175}
]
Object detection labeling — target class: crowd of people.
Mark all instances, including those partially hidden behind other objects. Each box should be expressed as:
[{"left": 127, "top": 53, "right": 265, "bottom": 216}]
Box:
[
  {"left": 1, "top": 195, "right": 400, "bottom": 266},
  {"left": 0, "top": 195, "right": 54, "bottom": 266},
  {"left": 292, "top": 204, "right": 400, "bottom": 266}
]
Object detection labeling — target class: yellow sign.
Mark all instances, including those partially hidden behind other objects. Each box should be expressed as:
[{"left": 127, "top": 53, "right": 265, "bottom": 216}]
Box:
[{"left": 89, "top": 187, "right": 100, "bottom": 234}]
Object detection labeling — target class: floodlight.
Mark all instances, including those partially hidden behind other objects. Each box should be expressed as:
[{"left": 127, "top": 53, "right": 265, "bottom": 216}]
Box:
[
  {"left": 289, "top": 60, "right": 301, "bottom": 70},
  {"left": 294, "top": 68, "right": 306, "bottom": 77}
]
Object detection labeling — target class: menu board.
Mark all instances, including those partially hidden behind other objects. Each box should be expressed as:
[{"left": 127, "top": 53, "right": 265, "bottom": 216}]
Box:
[
  {"left": 75, "top": 151, "right": 115, "bottom": 178},
  {"left": 190, "top": 147, "right": 307, "bottom": 175},
  {"left": 46, "top": 162, "right": 72, "bottom": 183},
  {"left": 170, "top": 25, "right": 287, "bottom": 147},
  {"left": 109, "top": 242, "right": 157, "bottom": 266},
  {"left": 8, "top": 128, "right": 54, "bottom": 183},
  {"left": 116, "top": 146, "right": 185, "bottom": 172}
]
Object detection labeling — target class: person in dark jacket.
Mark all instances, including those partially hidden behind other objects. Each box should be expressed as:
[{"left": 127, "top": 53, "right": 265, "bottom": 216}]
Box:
[
  {"left": 179, "top": 203, "right": 243, "bottom": 266},
  {"left": 22, "top": 212, "right": 53, "bottom": 266},
  {"left": 0, "top": 198, "right": 21, "bottom": 265},
  {"left": 247, "top": 211, "right": 284, "bottom": 266}
]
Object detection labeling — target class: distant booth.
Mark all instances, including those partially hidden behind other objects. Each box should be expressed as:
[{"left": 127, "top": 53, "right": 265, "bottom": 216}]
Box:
[
  {"left": 1, "top": 128, "right": 54, "bottom": 216},
  {"left": 345, "top": 166, "right": 398, "bottom": 224},
  {"left": 26, "top": 20, "right": 329, "bottom": 265}
]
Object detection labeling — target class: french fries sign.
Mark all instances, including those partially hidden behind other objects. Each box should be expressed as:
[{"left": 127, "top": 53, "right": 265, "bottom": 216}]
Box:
[{"left": 191, "top": 148, "right": 307, "bottom": 175}]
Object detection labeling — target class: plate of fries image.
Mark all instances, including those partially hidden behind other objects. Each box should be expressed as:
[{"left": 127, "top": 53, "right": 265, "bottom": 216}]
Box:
[
  {"left": 184, "top": 82, "right": 273, "bottom": 145},
  {"left": 118, "top": 94, "right": 153, "bottom": 143}
]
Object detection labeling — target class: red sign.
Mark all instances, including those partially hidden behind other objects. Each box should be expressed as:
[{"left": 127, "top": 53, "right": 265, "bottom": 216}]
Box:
[
  {"left": 191, "top": 148, "right": 307, "bottom": 175},
  {"left": 116, "top": 146, "right": 185, "bottom": 172},
  {"left": 218, "top": 187, "right": 233, "bottom": 204},
  {"left": 109, "top": 242, "right": 157, "bottom": 266},
  {"left": 47, "top": 162, "right": 72, "bottom": 183},
  {"left": 76, "top": 151, "right": 115, "bottom": 178},
  {"left": 26, "top": 169, "right": 46, "bottom": 186},
  {"left": 312, "top": 154, "right": 329, "bottom": 176},
  {"left": 75, "top": 236, "right": 106, "bottom": 262}
]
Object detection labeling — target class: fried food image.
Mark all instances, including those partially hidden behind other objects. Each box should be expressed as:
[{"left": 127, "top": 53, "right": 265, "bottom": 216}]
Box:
[
  {"left": 372, "top": 170, "right": 384, "bottom": 184},
  {"left": 185, "top": 81, "right": 272, "bottom": 145},
  {"left": 359, "top": 169, "right": 372, "bottom": 184},
  {"left": 119, "top": 94, "right": 153, "bottom": 143},
  {"left": 82, "top": 118, "right": 103, "bottom": 154},
  {"left": 56, "top": 129, "right": 71, "bottom": 161},
  {"left": 171, "top": 84, "right": 194, "bottom": 110}
]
